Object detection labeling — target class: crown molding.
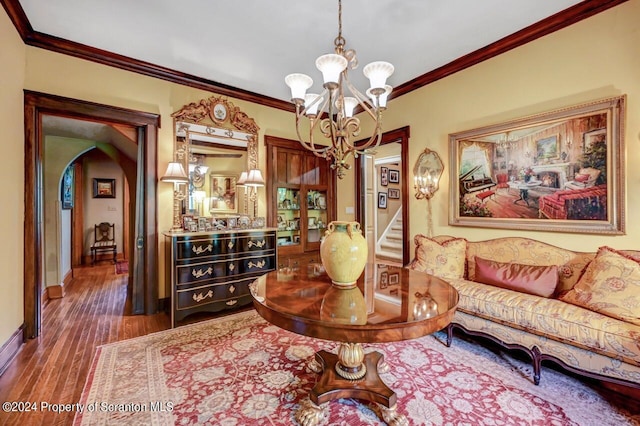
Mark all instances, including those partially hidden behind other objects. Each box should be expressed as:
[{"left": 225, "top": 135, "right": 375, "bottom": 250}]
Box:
[{"left": 2, "top": 0, "right": 629, "bottom": 109}]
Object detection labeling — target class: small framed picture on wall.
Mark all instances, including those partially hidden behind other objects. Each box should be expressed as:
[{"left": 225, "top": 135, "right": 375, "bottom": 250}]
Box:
[
  {"left": 378, "top": 192, "right": 387, "bottom": 209},
  {"left": 389, "top": 169, "right": 400, "bottom": 184},
  {"left": 388, "top": 188, "right": 400, "bottom": 199},
  {"left": 380, "top": 167, "right": 388, "bottom": 186},
  {"left": 93, "top": 178, "right": 115, "bottom": 198}
]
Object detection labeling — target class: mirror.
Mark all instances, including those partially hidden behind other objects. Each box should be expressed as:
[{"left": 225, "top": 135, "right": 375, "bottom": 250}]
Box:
[
  {"left": 171, "top": 96, "right": 260, "bottom": 219},
  {"left": 414, "top": 148, "right": 444, "bottom": 200}
]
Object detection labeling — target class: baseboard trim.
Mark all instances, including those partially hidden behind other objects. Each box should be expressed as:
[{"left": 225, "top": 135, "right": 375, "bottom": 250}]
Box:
[
  {"left": 63, "top": 269, "right": 73, "bottom": 285},
  {"left": 0, "top": 325, "right": 25, "bottom": 376},
  {"left": 47, "top": 284, "right": 65, "bottom": 299}
]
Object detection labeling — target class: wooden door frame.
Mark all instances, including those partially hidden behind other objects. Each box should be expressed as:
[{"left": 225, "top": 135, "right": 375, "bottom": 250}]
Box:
[
  {"left": 24, "top": 90, "right": 159, "bottom": 338},
  {"left": 355, "top": 126, "right": 411, "bottom": 265}
]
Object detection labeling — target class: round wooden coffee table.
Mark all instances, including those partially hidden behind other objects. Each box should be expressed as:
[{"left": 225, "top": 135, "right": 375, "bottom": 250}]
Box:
[{"left": 250, "top": 262, "right": 459, "bottom": 426}]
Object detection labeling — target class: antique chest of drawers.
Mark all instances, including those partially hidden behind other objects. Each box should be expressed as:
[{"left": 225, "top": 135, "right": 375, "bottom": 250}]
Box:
[{"left": 164, "top": 229, "right": 276, "bottom": 327}]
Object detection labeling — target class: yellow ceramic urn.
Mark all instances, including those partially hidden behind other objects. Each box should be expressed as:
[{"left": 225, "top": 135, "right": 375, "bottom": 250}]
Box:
[{"left": 320, "top": 221, "right": 368, "bottom": 287}]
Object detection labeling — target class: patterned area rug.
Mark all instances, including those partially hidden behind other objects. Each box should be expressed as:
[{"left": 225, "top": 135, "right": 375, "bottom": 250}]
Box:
[
  {"left": 75, "top": 310, "right": 639, "bottom": 425},
  {"left": 114, "top": 261, "right": 128, "bottom": 275}
]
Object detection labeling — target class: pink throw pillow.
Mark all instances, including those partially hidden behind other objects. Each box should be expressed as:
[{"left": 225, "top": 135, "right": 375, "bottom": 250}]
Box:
[
  {"left": 474, "top": 256, "right": 559, "bottom": 298},
  {"left": 574, "top": 173, "right": 590, "bottom": 183}
]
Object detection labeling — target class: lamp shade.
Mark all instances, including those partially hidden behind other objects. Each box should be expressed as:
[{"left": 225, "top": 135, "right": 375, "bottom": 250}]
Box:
[
  {"left": 245, "top": 169, "right": 265, "bottom": 187},
  {"left": 285, "top": 73, "right": 313, "bottom": 102},
  {"left": 316, "top": 54, "right": 348, "bottom": 86},
  {"left": 237, "top": 171, "right": 248, "bottom": 186},
  {"left": 161, "top": 162, "right": 188, "bottom": 183},
  {"left": 363, "top": 61, "right": 394, "bottom": 91}
]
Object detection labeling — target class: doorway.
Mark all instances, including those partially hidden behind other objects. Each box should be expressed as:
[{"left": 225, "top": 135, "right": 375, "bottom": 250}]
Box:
[
  {"left": 355, "top": 126, "right": 410, "bottom": 266},
  {"left": 24, "top": 91, "right": 160, "bottom": 338}
]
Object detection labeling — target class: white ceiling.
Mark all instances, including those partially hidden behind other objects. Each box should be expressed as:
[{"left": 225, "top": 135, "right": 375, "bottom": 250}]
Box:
[{"left": 19, "top": 0, "right": 583, "bottom": 103}]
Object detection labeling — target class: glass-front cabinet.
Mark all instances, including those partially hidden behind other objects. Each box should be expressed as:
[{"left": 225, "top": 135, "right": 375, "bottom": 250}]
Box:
[
  {"left": 276, "top": 187, "right": 301, "bottom": 247},
  {"left": 306, "top": 189, "right": 327, "bottom": 246},
  {"left": 267, "top": 136, "right": 336, "bottom": 265}
]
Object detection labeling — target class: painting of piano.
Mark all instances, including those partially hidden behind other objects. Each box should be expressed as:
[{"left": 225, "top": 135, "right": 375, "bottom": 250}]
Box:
[{"left": 448, "top": 96, "right": 625, "bottom": 235}]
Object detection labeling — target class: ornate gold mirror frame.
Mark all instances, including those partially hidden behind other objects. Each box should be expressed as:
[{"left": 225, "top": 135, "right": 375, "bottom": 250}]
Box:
[{"left": 167, "top": 96, "right": 260, "bottom": 229}]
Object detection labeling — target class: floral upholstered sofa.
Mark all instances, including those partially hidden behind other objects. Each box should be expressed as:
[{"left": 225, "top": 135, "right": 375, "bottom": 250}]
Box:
[{"left": 408, "top": 235, "right": 640, "bottom": 388}]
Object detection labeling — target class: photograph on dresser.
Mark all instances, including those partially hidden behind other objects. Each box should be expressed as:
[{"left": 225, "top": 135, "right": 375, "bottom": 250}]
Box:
[{"left": 449, "top": 95, "right": 625, "bottom": 235}]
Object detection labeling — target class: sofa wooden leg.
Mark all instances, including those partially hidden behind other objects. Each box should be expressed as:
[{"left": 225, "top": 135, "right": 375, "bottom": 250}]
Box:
[
  {"left": 446, "top": 324, "right": 454, "bottom": 347},
  {"left": 532, "top": 346, "right": 542, "bottom": 385}
]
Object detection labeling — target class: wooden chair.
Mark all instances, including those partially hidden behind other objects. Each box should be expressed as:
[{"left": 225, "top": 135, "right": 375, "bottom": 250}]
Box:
[
  {"left": 91, "top": 222, "right": 117, "bottom": 265},
  {"left": 495, "top": 173, "right": 509, "bottom": 193}
]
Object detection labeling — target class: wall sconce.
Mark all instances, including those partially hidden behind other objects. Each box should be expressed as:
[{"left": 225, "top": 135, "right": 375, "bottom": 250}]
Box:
[{"left": 413, "top": 148, "right": 444, "bottom": 237}]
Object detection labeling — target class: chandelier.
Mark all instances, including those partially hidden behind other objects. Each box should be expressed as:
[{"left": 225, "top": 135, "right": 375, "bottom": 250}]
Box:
[{"left": 284, "top": 0, "right": 394, "bottom": 179}]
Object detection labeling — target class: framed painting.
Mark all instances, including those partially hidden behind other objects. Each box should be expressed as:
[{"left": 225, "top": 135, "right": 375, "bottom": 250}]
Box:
[
  {"left": 93, "top": 178, "right": 115, "bottom": 198},
  {"left": 378, "top": 192, "right": 388, "bottom": 209},
  {"left": 583, "top": 128, "right": 606, "bottom": 153},
  {"left": 209, "top": 175, "right": 238, "bottom": 214},
  {"left": 389, "top": 169, "right": 400, "bottom": 183},
  {"left": 380, "top": 167, "right": 388, "bottom": 186},
  {"left": 388, "top": 188, "right": 400, "bottom": 199},
  {"left": 61, "top": 164, "right": 74, "bottom": 209},
  {"left": 449, "top": 96, "right": 625, "bottom": 234},
  {"left": 536, "top": 135, "right": 559, "bottom": 161}
]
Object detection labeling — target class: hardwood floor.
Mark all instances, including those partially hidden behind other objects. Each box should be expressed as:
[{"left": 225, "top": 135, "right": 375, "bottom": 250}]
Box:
[{"left": 0, "top": 263, "right": 170, "bottom": 426}]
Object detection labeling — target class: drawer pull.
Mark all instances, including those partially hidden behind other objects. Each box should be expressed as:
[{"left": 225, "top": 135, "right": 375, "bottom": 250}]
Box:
[
  {"left": 229, "top": 285, "right": 235, "bottom": 294},
  {"left": 192, "top": 244, "right": 213, "bottom": 255},
  {"left": 228, "top": 241, "right": 234, "bottom": 249},
  {"left": 192, "top": 266, "right": 213, "bottom": 279},
  {"left": 226, "top": 299, "right": 238, "bottom": 306},
  {"left": 228, "top": 263, "right": 235, "bottom": 272},
  {"left": 193, "top": 290, "right": 214, "bottom": 303},
  {"left": 248, "top": 260, "right": 266, "bottom": 269},
  {"left": 248, "top": 239, "right": 266, "bottom": 249}
]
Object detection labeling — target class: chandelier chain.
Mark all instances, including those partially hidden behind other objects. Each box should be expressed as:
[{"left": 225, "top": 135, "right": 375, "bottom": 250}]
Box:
[{"left": 335, "top": 0, "right": 345, "bottom": 50}]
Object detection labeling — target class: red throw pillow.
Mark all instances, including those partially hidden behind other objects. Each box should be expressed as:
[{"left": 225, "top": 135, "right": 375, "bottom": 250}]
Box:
[
  {"left": 574, "top": 173, "right": 590, "bottom": 183},
  {"left": 474, "top": 256, "right": 559, "bottom": 298}
]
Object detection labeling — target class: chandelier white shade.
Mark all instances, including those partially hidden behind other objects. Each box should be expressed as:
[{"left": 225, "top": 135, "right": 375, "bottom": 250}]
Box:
[
  {"left": 315, "top": 54, "right": 348, "bottom": 87},
  {"left": 284, "top": 0, "right": 394, "bottom": 178},
  {"left": 362, "top": 62, "right": 395, "bottom": 94},
  {"left": 285, "top": 74, "right": 313, "bottom": 101}
]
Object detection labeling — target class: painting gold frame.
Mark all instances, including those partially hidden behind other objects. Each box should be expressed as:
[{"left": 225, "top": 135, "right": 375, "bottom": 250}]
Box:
[
  {"left": 449, "top": 96, "right": 625, "bottom": 235},
  {"left": 209, "top": 175, "right": 238, "bottom": 214}
]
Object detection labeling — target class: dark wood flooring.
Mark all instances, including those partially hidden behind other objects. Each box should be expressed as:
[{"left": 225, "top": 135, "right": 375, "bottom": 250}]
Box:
[
  {"left": 0, "top": 262, "right": 637, "bottom": 425},
  {"left": 0, "top": 263, "right": 170, "bottom": 426}
]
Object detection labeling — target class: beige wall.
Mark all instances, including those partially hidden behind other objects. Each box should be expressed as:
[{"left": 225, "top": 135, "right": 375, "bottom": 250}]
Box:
[
  {"left": 1, "top": 1, "right": 639, "bottom": 346},
  {"left": 43, "top": 137, "right": 95, "bottom": 288},
  {"left": 377, "top": 0, "right": 640, "bottom": 253},
  {"left": 0, "top": 8, "right": 27, "bottom": 344}
]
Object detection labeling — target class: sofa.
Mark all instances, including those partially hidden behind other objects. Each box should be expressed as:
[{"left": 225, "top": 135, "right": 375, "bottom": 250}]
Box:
[
  {"left": 408, "top": 235, "right": 640, "bottom": 388},
  {"left": 538, "top": 184, "right": 607, "bottom": 220}
]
